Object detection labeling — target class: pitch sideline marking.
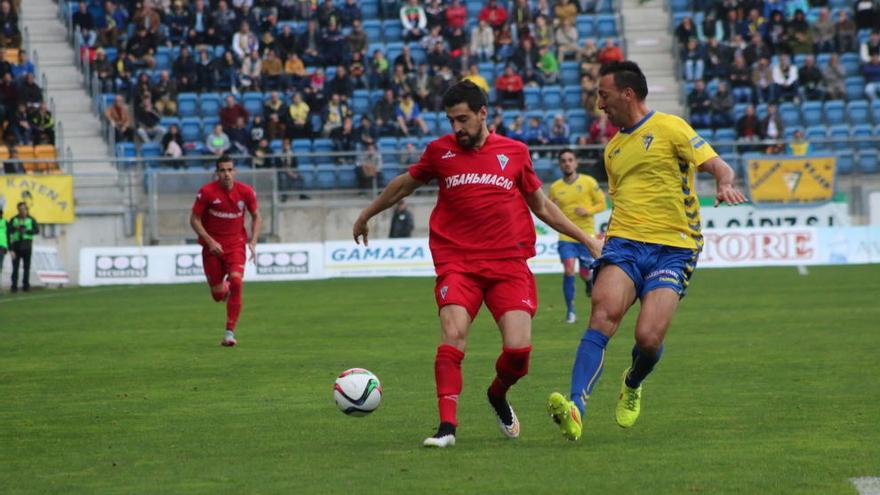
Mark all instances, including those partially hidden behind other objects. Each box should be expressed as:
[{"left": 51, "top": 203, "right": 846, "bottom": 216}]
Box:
[
  {"left": 0, "top": 286, "right": 138, "bottom": 305},
  {"left": 851, "top": 477, "right": 880, "bottom": 495}
]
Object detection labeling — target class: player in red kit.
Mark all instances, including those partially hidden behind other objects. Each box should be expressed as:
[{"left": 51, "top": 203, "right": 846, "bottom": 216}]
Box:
[
  {"left": 353, "top": 81, "right": 603, "bottom": 447},
  {"left": 190, "top": 155, "right": 262, "bottom": 346}
]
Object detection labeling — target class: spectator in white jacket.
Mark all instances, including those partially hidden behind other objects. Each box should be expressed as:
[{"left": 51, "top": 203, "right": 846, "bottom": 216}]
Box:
[
  {"left": 772, "top": 54, "right": 799, "bottom": 103},
  {"left": 400, "top": 0, "right": 428, "bottom": 42},
  {"left": 232, "top": 22, "right": 259, "bottom": 60},
  {"left": 470, "top": 19, "right": 495, "bottom": 62},
  {"left": 555, "top": 18, "right": 579, "bottom": 61}
]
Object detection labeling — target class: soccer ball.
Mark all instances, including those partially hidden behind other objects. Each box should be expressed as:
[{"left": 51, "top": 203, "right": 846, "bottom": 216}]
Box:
[{"left": 333, "top": 368, "right": 382, "bottom": 416}]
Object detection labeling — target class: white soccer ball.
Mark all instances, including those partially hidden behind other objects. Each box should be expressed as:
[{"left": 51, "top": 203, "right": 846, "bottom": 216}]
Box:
[{"left": 334, "top": 368, "right": 382, "bottom": 416}]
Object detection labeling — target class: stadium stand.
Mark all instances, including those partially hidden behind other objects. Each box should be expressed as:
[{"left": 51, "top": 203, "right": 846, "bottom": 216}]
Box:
[
  {"left": 672, "top": 0, "right": 880, "bottom": 171},
  {"left": 0, "top": 1, "right": 60, "bottom": 173},
  {"left": 58, "top": 0, "right": 622, "bottom": 186}
]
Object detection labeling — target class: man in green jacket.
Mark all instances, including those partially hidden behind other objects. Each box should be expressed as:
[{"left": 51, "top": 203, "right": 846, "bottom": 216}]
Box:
[{"left": 9, "top": 202, "right": 39, "bottom": 292}]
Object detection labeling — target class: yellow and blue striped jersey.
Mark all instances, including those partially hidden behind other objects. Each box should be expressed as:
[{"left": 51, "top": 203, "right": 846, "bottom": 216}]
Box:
[
  {"left": 604, "top": 111, "right": 717, "bottom": 250},
  {"left": 549, "top": 174, "right": 607, "bottom": 242}
]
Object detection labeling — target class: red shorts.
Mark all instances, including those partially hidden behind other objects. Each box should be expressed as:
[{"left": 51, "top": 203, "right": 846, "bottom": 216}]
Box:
[
  {"left": 202, "top": 245, "right": 246, "bottom": 286},
  {"left": 434, "top": 258, "right": 538, "bottom": 321}
]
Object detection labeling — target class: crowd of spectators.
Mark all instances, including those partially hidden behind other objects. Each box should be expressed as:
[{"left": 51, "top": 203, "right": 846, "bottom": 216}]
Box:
[
  {"left": 0, "top": 0, "right": 56, "bottom": 152},
  {"left": 676, "top": 0, "right": 880, "bottom": 145},
  {"left": 74, "top": 0, "right": 624, "bottom": 171}
]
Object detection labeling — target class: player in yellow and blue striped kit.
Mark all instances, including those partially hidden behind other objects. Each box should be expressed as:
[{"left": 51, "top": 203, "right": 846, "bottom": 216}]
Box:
[{"left": 548, "top": 61, "right": 747, "bottom": 441}]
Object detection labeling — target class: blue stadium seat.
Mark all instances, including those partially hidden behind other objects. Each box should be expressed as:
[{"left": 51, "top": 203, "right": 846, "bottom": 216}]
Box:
[
  {"left": 362, "top": 19, "right": 382, "bottom": 43},
  {"left": 352, "top": 89, "right": 370, "bottom": 115},
  {"left": 841, "top": 53, "right": 860, "bottom": 76},
  {"left": 155, "top": 47, "right": 172, "bottom": 71},
  {"left": 314, "top": 164, "right": 337, "bottom": 189},
  {"left": 378, "top": 136, "right": 398, "bottom": 164},
  {"left": 562, "top": 87, "right": 581, "bottom": 107},
  {"left": 160, "top": 117, "right": 180, "bottom": 130},
  {"left": 851, "top": 124, "right": 874, "bottom": 150},
  {"left": 313, "top": 139, "right": 334, "bottom": 164},
  {"left": 733, "top": 103, "right": 749, "bottom": 120},
  {"left": 381, "top": 20, "right": 402, "bottom": 43},
  {"left": 293, "top": 139, "right": 312, "bottom": 165},
  {"left": 338, "top": 165, "right": 358, "bottom": 188},
  {"left": 385, "top": 42, "right": 404, "bottom": 64},
  {"left": 361, "top": 0, "right": 379, "bottom": 18},
  {"left": 478, "top": 62, "right": 495, "bottom": 81},
  {"left": 180, "top": 117, "right": 202, "bottom": 142},
  {"left": 779, "top": 103, "right": 801, "bottom": 128},
  {"left": 421, "top": 112, "right": 438, "bottom": 134},
  {"left": 565, "top": 109, "right": 588, "bottom": 134},
  {"left": 801, "top": 101, "right": 823, "bottom": 127},
  {"left": 732, "top": 87, "right": 752, "bottom": 103},
  {"left": 824, "top": 100, "right": 846, "bottom": 125},
  {"left": 533, "top": 157, "right": 555, "bottom": 182},
  {"left": 177, "top": 93, "right": 198, "bottom": 118},
  {"left": 115, "top": 142, "right": 136, "bottom": 159},
  {"left": 561, "top": 61, "right": 580, "bottom": 86},
  {"left": 806, "top": 125, "right": 828, "bottom": 151},
  {"left": 597, "top": 15, "right": 618, "bottom": 37},
  {"left": 140, "top": 142, "right": 161, "bottom": 168},
  {"left": 202, "top": 117, "right": 219, "bottom": 138},
  {"left": 523, "top": 87, "right": 541, "bottom": 107},
  {"left": 847, "top": 100, "right": 869, "bottom": 125},
  {"left": 836, "top": 151, "right": 854, "bottom": 175},
  {"left": 858, "top": 149, "right": 879, "bottom": 174},
  {"left": 298, "top": 164, "right": 317, "bottom": 189},
  {"left": 242, "top": 92, "right": 263, "bottom": 116},
  {"left": 410, "top": 45, "right": 427, "bottom": 65},
  {"left": 542, "top": 86, "right": 562, "bottom": 110},
  {"left": 576, "top": 16, "right": 595, "bottom": 38},
  {"left": 184, "top": 144, "right": 207, "bottom": 169},
  {"left": 713, "top": 128, "right": 735, "bottom": 154},
  {"left": 199, "top": 93, "right": 222, "bottom": 118},
  {"left": 872, "top": 101, "right": 880, "bottom": 124},
  {"left": 669, "top": 0, "right": 690, "bottom": 12},
  {"left": 845, "top": 77, "right": 865, "bottom": 101},
  {"left": 829, "top": 124, "right": 850, "bottom": 150}
]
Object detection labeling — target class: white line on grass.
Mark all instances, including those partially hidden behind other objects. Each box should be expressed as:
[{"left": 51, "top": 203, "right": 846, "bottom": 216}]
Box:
[
  {"left": 851, "top": 477, "right": 880, "bottom": 495},
  {"left": 0, "top": 286, "right": 138, "bottom": 304}
]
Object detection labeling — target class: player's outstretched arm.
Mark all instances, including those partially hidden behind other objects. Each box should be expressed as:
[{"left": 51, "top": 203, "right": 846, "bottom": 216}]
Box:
[
  {"left": 353, "top": 172, "right": 424, "bottom": 245},
  {"left": 248, "top": 207, "right": 262, "bottom": 263},
  {"left": 526, "top": 188, "right": 603, "bottom": 258},
  {"left": 190, "top": 212, "right": 223, "bottom": 255},
  {"left": 698, "top": 157, "right": 749, "bottom": 207}
]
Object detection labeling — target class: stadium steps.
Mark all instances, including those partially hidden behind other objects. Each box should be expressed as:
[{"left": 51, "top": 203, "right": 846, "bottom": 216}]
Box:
[
  {"left": 620, "top": 0, "right": 682, "bottom": 116},
  {"left": 21, "top": 0, "right": 115, "bottom": 175}
]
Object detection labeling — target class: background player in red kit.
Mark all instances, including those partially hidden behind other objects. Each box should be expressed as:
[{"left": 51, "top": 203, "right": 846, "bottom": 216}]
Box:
[
  {"left": 353, "top": 81, "right": 603, "bottom": 448},
  {"left": 190, "top": 155, "right": 262, "bottom": 347}
]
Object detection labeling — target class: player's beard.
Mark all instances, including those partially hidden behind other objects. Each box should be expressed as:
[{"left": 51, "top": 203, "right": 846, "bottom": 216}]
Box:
[{"left": 456, "top": 127, "right": 485, "bottom": 149}]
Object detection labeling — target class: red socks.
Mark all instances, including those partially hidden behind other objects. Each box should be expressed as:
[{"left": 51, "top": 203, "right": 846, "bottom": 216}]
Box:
[
  {"left": 488, "top": 345, "right": 532, "bottom": 399},
  {"left": 434, "top": 344, "right": 465, "bottom": 426},
  {"left": 225, "top": 276, "right": 242, "bottom": 331}
]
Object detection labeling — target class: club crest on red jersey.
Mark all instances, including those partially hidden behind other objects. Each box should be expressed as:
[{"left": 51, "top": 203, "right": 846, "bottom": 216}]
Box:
[
  {"left": 496, "top": 154, "right": 509, "bottom": 171},
  {"left": 237, "top": 200, "right": 245, "bottom": 211}
]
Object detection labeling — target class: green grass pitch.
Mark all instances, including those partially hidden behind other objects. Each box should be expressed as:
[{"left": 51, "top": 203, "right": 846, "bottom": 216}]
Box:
[{"left": 2, "top": 265, "right": 878, "bottom": 494}]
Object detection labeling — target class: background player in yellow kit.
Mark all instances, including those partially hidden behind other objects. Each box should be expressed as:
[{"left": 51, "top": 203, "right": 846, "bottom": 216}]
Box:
[{"left": 549, "top": 149, "right": 607, "bottom": 324}]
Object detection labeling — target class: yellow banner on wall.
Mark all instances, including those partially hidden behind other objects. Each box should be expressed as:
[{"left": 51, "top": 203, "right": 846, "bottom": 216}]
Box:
[
  {"left": 0, "top": 175, "right": 75, "bottom": 224},
  {"left": 746, "top": 156, "right": 836, "bottom": 205}
]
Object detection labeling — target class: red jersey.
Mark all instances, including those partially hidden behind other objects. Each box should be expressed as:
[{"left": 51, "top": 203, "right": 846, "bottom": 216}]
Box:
[
  {"left": 408, "top": 132, "right": 542, "bottom": 264},
  {"left": 191, "top": 180, "right": 258, "bottom": 247}
]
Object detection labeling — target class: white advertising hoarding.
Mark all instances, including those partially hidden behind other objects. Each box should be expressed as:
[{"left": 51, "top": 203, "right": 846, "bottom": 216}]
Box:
[
  {"left": 79, "top": 243, "right": 324, "bottom": 286},
  {"left": 79, "top": 227, "right": 879, "bottom": 286}
]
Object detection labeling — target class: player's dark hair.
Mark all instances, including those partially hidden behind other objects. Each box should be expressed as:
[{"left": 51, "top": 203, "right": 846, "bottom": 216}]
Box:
[
  {"left": 216, "top": 154, "right": 234, "bottom": 169},
  {"left": 558, "top": 148, "right": 577, "bottom": 160},
  {"left": 17, "top": 201, "right": 26, "bottom": 208},
  {"left": 599, "top": 60, "right": 649, "bottom": 101},
  {"left": 442, "top": 80, "right": 488, "bottom": 113}
]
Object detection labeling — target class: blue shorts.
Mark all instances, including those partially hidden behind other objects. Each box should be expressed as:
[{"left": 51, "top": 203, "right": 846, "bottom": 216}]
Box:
[
  {"left": 592, "top": 237, "right": 699, "bottom": 299},
  {"left": 558, "top": 241, "right": 593, "bottom": 268}
]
